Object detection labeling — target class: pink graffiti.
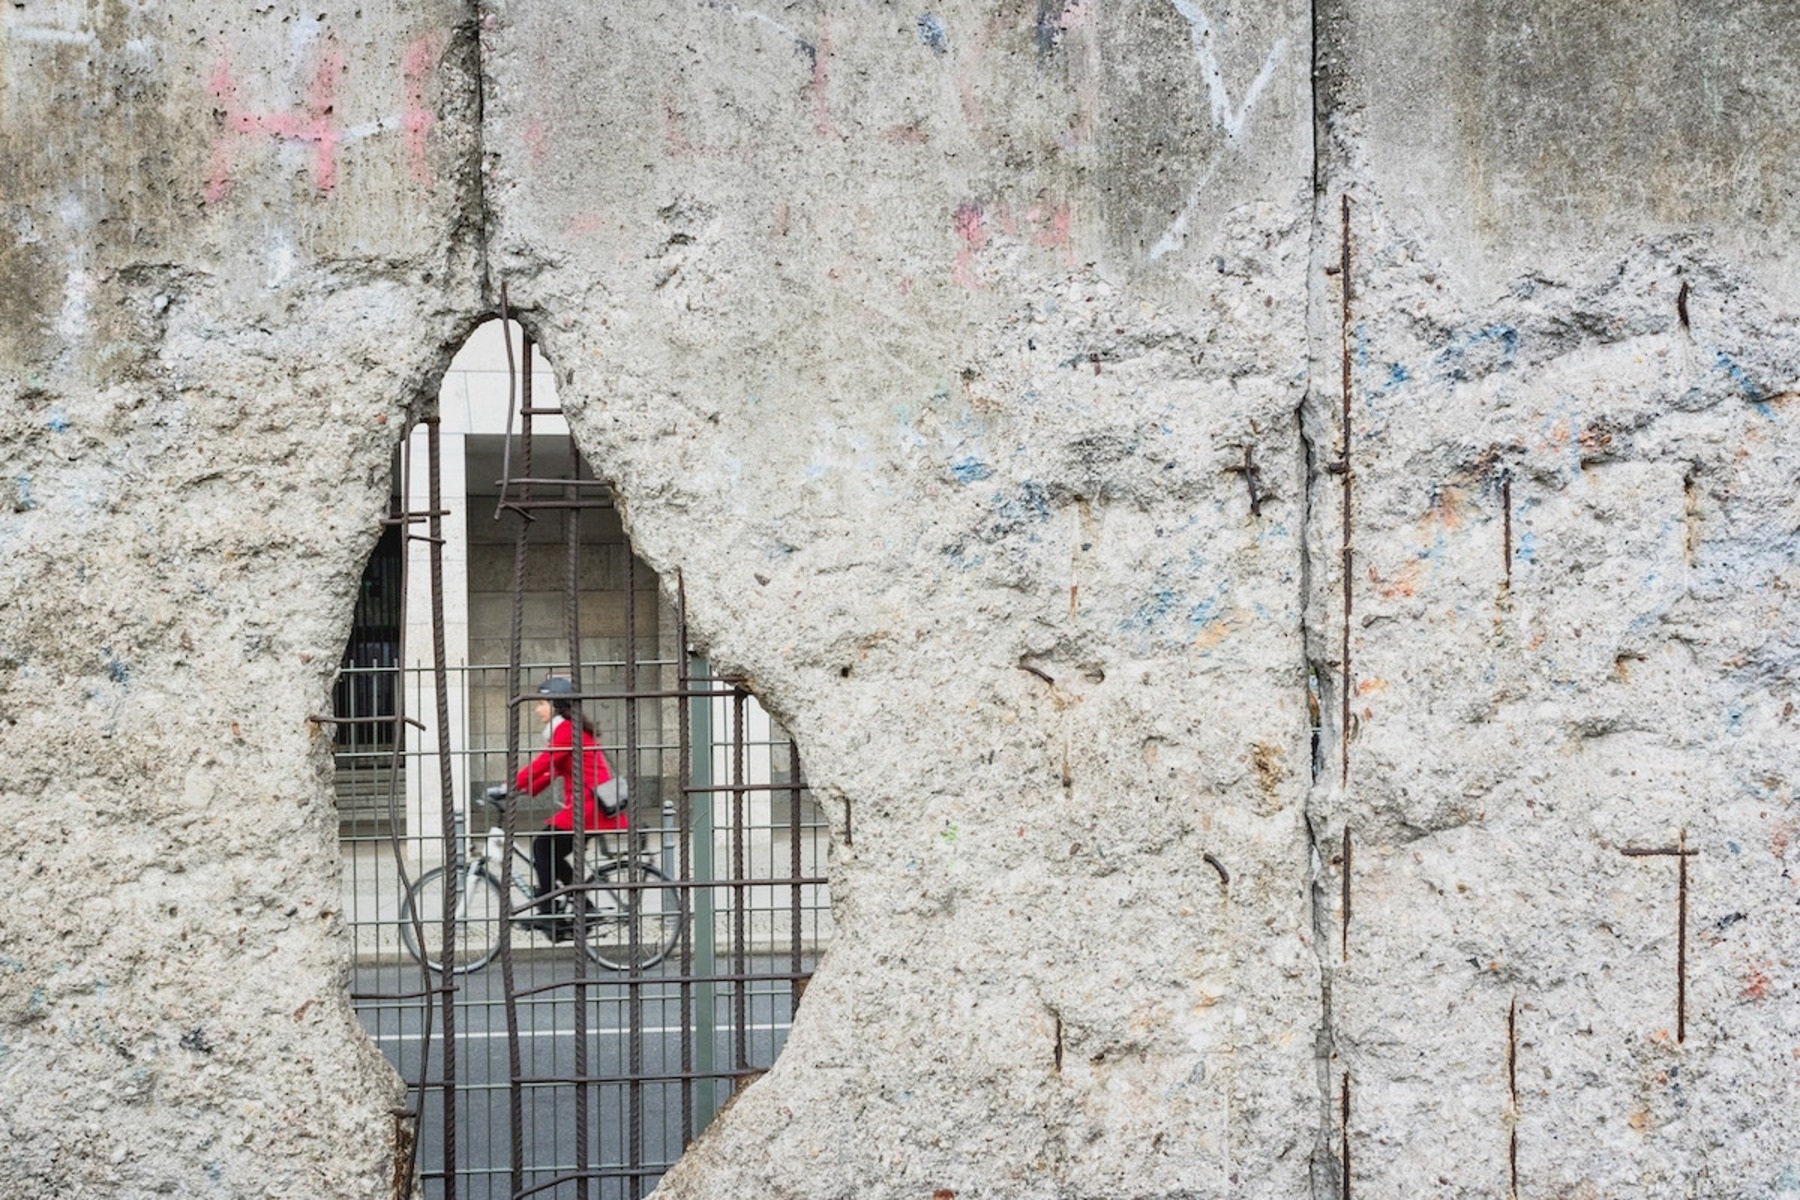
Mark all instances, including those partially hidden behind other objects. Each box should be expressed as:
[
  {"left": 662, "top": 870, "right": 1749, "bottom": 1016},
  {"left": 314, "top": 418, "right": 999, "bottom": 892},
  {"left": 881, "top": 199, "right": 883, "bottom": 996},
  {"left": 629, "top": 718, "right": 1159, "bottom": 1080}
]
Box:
[
  {"left": 951, "top": 199, "right": 1075, "bottom": 286},
  {"left": 205, "top": 41, "right": 346, "bottom": 202},
  {"left": 952, "top": 202, "right": 989, "bottom": 290},
  {"left": 402, "top": 34, "right": 444, "bottom": 186},
  {"left": 1031, "top": 204, "right": 1074, "bottom": 260},
  {"left": 953, "top": 203, "right": 988, "bottom": 249}
]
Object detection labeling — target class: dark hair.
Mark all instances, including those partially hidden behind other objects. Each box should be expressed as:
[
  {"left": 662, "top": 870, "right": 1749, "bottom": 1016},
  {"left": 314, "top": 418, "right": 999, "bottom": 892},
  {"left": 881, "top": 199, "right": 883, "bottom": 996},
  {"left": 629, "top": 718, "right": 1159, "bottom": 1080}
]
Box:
[{"left": 552, "top": 698, "right": 600, "bottom": 739}]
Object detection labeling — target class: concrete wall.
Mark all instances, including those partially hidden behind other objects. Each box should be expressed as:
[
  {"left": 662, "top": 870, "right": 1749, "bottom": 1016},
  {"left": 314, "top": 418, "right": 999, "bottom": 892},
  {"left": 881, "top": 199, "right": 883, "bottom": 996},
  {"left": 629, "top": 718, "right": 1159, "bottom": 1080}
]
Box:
[
  {"left": 0, "top": 3, "right": 1794, "bottom": 1199},
  {"left": 1315, "top": 4, "right": 1800, "bottom": 1194}
]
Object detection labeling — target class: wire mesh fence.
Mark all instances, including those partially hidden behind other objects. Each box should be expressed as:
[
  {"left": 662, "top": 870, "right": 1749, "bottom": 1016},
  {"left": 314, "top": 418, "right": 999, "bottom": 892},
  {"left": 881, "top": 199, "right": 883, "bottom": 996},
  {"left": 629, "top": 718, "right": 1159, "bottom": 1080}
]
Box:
[
  {"left": 341, "top": 660, "right": 832, "bottom": 1198},
  {"left": 334, "top": 313, "right": 834, "bottom": 1197}
]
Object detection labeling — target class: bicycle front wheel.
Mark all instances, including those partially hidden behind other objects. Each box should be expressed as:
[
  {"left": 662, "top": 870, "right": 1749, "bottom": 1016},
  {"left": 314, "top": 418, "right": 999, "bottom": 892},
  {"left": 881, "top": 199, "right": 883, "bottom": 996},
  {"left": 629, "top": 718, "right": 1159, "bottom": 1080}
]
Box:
[
  {"left": 578, "top": 861, "right": 681, "bottom": 971},
  {"left": 399, "top": 866, "right": 504, "bottom": 974}
]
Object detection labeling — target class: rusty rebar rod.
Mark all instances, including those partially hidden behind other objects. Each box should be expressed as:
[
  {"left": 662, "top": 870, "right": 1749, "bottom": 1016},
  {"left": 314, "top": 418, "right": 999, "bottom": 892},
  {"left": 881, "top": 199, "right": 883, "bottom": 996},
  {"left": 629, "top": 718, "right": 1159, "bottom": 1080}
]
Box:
[
  {"left": 1338, "top": 194, "right": 1356, "bottom": 791},
  {"left": 426, "top": 415, "right": 461, "bottom": 1200},
  {"left": 1508, "top": 997, "right": 1519, "bottom": 1199},
  {"left": 676, "top": 573, "right": 698, "bottom": 1150},
  {"left": 1501, "top": 472, "right": 1514, "bottom": 590},
  {"left": 383, "top": 423, "right": 431, "bottom": 1199},
  {"left": 499, "top": 291, "right": 532, "bottom": 1200},
  {"left": 625, "top": 540, "right": 646, "bottom": 1199},
  {"left": 564, "top": 413, "right": 594, "bottom": 1200},
  {"left": 1340, "top": 1070, "right": 1352, "bottom": 1200},
  {"left": 790, "top": 740, "right": 805, "bottom": 1011},
  {"left": 1341, "top": 826, "right": 1352, "bottom": 962},
  {"left": 733, "top": 691, "right": 751, "bottom": 1083},
  {"left": 1621, "top": 835, "right": 1698, "bottom": 1042}
]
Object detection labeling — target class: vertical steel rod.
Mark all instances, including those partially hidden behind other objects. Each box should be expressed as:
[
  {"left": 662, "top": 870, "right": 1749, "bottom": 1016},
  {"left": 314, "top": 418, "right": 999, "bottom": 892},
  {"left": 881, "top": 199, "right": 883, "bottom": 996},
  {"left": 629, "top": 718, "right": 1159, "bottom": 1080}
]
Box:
[
  {"left": 386, "top": 421, "right": 428, "bottom": 1198},
  {"left": 426, "top": 415, "right": 460, "bottom": 1200},
  {"left": 1340, "top": 826, "right": 1352, "bottom": 962},
  {"left": 1338, "top": 193, "right": 1355, "bottom": 789},
  {"left": 625, "top": 546, "right": 646, "bottom": 1198},
  {"left": 564, "top": 432, "right": 592, "bottom": 1200},
  {"left": 1340, "top": 1070, "right": 1352, "bottom": 1200},
  {"left": 687, "top": 632, "right": 721, "bottom": 1133},
  {"left": 500, "top": 302, "right": 532, "bottom": 1200},
  {"left": 1501, "top": 473, "right": 1514, "bottom": 590},
  {"left": 789, "top": 740, "right": 804, "bottom": 1012},
  {"left": 732, "top": 691, "right": 750, "bottom": 1080},
  {"left": 1677, "top": 829, "right": 1688, "bottom": 1043},
  {"left": 676, "top": 576, "right": 697, "bottom": 1147},
  {"left": 1508, "top": 997, "right": 1519, "bottom": 1199}
]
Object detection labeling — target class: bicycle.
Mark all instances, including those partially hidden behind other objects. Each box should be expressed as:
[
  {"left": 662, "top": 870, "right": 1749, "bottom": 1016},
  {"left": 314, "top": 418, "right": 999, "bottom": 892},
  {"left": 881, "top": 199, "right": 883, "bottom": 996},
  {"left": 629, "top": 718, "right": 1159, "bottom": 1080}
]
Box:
[{"left": 398, "top": 787, "right": 682, "bottom": 974}]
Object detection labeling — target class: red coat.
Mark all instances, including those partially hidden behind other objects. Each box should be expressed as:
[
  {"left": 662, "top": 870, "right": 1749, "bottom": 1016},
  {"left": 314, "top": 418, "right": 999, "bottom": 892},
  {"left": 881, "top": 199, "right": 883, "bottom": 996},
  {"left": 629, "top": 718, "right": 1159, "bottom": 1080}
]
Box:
[{"left": 514, "top": 716, "right": 626, "bottom": 832}]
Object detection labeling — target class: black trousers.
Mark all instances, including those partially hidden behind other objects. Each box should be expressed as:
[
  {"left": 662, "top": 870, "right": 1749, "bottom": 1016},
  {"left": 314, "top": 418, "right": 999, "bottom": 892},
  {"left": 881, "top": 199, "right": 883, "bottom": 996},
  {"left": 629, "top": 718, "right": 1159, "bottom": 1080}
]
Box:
[{"left": 532, "top": 829, "right": 575, "bottom": 914}]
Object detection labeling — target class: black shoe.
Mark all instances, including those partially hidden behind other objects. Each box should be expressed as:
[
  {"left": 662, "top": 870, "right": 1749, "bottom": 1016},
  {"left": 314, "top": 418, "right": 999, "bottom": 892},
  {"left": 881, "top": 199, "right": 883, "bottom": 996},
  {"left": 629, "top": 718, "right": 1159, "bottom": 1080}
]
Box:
[{"left": 525, "top": 916, "right": 573, "bottom": 942}]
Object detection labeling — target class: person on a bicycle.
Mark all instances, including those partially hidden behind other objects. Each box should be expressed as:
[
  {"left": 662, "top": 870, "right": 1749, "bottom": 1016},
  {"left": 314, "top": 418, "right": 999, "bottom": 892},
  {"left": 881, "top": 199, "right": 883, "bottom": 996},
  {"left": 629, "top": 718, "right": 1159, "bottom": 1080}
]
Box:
[{"left": 514, "top": 675, "right": 626, "bottom": 937}]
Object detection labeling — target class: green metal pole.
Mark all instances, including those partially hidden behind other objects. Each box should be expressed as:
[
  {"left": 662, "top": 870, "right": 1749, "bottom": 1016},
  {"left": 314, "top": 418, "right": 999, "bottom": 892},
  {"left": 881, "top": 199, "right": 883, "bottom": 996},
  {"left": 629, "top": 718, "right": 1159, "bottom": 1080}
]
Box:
[{"left": 689, "top": 655, "right": 721, "bottom": 1131}]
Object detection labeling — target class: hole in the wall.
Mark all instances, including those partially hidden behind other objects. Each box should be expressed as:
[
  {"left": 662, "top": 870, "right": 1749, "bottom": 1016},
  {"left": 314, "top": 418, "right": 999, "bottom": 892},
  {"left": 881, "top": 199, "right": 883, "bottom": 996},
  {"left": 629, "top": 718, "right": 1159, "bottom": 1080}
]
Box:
[{"left": 332, "top": 316, "right": 832, "bottom": 1199}]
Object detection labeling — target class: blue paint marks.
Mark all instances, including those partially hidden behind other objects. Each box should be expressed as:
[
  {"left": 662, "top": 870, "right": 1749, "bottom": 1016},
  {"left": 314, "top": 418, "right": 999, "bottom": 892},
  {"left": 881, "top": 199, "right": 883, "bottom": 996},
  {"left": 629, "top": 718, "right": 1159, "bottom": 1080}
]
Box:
[
  {"left": 13, "top": 475, "right": 34, "bottom": 511},
  {"left": 1119, "top": 573, "right": 1230, "bottom": 649},
  {"left": 45, "top": 409, "right": 68, "bottom": 433},
  {"left": 1728, "top": 707, "right": 1744, "bottom": 733},
  {"left": 949, "top": 456, "right": 992, "bottom": 483},
  {"left": 28, "top": 988, "right": 45, "bottom": 1013},
  {"left": 1188, "top": 593, "right": 1222, "bottom": 629},
  {"left": 101, "top": 649, "right": 129, "bottom": 686},
  {"left": 1711, "top": 348, "right": 1774, "bottom": 412},
  {"left": 1729, "top": 841, "right": 1742, "bottom": 855},
  {"left": 1516, "top": 531, "right": 1538, "bottom": 563},
  {"left": 1012, "top": 480, "right": 1049, "bottom": 522},
  {"left": 916, "top": 14, "right": 948, "bottom": 55},
  {"left": 942, "top": 543, "right": 983, "bottom": 571},
  {"left": 1123, "top": 590, "right": 1178, "bottom": 637},
  {"left": 1434, "top": 324, "right": 1519, "bottom": 383},
  {"left": 1384, "top": 363, "right": 1409, "bottom": 390}
]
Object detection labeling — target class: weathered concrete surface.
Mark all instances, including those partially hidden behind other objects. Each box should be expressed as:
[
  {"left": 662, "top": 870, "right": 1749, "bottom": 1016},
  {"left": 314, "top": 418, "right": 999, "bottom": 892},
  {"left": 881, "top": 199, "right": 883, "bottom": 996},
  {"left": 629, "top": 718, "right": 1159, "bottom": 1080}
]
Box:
[
  {"left": 1314, "top": 2, "right": 1800, "bottom": 1195},
  {"left": 484, "top": 4, "right": 1318, "bottom": 1196},
  {"left": 0, "top": 3, "right": 482, "bottom": 1195},
  {"left": 1323, "top": 0, "right": 1800, "bottom": 305},
  {"left": 4, "top": 1, "right": 1800, "bottom": 1198}
]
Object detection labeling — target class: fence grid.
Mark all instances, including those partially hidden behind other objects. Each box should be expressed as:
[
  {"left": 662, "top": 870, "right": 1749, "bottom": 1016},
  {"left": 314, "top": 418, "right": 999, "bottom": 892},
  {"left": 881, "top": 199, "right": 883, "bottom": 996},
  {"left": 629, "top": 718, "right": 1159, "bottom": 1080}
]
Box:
[{"left": 340, "top": 314, "right": 831, "bottom": 1199}]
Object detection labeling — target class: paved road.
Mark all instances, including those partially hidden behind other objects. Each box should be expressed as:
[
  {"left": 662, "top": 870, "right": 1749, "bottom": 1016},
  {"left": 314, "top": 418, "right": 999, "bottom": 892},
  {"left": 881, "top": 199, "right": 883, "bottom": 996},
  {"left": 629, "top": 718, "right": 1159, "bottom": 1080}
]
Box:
[{"left": 353, "top": 956, "right": 806, "bottom": 1200}]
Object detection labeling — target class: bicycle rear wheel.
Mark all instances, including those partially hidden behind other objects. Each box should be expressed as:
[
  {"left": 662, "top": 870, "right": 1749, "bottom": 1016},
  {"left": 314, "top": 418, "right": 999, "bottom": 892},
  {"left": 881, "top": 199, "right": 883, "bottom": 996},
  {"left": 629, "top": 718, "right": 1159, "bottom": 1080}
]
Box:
[
  {"left": 578, "top": 861, "right": 681, "bottom": 970},
  {"left": 399, "top": 866, "right": 504, "bottom": 974}
]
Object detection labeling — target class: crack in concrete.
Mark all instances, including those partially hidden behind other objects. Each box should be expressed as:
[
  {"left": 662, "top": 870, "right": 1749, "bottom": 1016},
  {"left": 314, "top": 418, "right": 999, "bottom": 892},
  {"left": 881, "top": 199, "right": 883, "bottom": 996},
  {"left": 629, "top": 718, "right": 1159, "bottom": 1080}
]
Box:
[{"left": 1303, "top": 2, "right": 1345, "bottom": 1194}]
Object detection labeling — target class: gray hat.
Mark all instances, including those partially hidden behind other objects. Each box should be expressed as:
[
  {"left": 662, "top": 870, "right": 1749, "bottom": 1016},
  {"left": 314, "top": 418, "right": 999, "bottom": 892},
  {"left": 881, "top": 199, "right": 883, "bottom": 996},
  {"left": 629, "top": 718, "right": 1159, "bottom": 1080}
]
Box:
[{"left": 537, "top": 675, "right": 575, "bottom": 697}]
